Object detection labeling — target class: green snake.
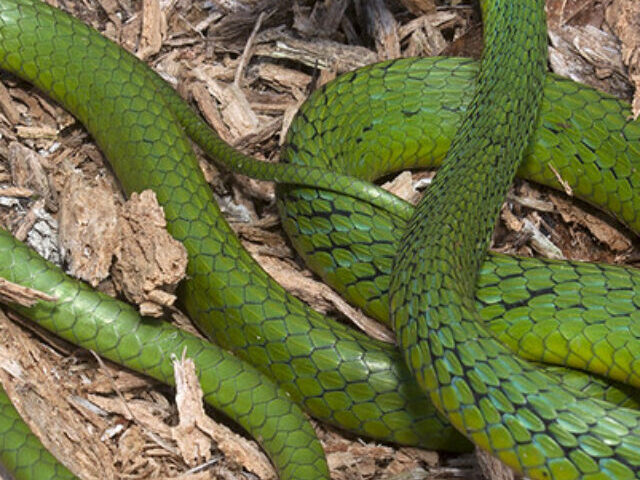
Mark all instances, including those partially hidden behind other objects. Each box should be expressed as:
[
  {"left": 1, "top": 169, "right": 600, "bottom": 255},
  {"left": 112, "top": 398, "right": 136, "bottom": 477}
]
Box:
[{"left": 2, "top": 0, "right": 640, "bottom": 478}]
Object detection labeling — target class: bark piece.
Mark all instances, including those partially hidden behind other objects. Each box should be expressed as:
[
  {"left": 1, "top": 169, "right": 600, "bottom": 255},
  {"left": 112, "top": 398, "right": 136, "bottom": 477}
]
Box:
[
  {"left": 606, "top": 0, "right": 640, "bottom": 117},
  {"left": 0, "top": 311, "right": 117, "bottom": 480},
  {"left": 548, "top": 1, "right": 632, "bottom": 99},
  {"left": 0, "top": 80, "right": 20, "bottom": 125},
  {"left": 9, "top": 141, "right": 56, "bottom": 211},
  {"left": 398, "top": 0, "right": 436, "bottom": 16},
  {"left": 0, "top": 278, "right": 56, "bottom": 307},
  {"left": 171, "top": 353, "right": 275, "bottom": 479},
  {"left": 58, "top": 172, "right": 120, "bottom": 286},
  {"left": 360, "top": 0, "right": 401, "bottom": 60},
  {"left": 112, "top": 190, "right": 188, "bottom": 317},
  {"left": 137, "top": 0, "right": 166, "bottom": 60},
  {"left": 253, "top": 34, "right": 377, "bottom": 73},
  {"left": 550, "top": 193, "right": 632, "bottom": 252},
  {"left": 292, "top": 0, "right": 349, "bottom": 38}
]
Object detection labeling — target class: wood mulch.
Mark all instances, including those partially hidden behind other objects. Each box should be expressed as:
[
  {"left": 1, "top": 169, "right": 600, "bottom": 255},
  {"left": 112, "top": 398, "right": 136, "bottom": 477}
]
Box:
[{"left": 0, "top": 0, "right": 639, "bottom": 479}]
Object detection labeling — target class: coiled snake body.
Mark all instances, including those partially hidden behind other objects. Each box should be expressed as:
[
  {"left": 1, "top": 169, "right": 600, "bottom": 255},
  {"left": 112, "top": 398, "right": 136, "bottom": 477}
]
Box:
[{"left": 1, "top": 0, "right": 640, "bottom": 478}]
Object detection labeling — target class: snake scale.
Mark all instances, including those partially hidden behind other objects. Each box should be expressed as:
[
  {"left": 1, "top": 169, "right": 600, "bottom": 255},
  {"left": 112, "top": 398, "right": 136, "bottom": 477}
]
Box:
[{"left": 2, "top": 0, "right": 640, "bottom": 478}]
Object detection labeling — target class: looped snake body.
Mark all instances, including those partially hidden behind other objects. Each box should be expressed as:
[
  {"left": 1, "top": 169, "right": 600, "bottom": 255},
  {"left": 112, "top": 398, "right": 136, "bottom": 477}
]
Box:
[{"left": 1, "top": 0, "right": 640, "bottom": 478}]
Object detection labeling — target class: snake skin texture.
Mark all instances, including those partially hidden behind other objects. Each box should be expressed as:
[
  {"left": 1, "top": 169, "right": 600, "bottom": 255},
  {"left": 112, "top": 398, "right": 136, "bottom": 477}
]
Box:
[
  {"left": 1, "top": 0, "right": 640, "bottom": 478},
  {"left": 390, "top": 1, "right": 640, "bottom": 479},
  {"left": 0, "top": 0, "right": 467, "bottom": 454},
  {"left": 0, "top": 385, "right": 75, "bottom": 479},
  {"left": 0, "top": 227, "right": 329, "bottom": 479}
]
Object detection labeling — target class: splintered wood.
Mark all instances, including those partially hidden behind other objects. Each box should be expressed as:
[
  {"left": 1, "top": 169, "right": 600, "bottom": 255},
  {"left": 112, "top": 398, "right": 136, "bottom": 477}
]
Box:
[
  {"left": 0, "top": 0, "right": 638, "bottom": 479},
  {"left": 113, "top": 191, "right": 188, "bottom": 317},
  {"left": 606, "top": 0, "right": 640, "bottom": 117}
]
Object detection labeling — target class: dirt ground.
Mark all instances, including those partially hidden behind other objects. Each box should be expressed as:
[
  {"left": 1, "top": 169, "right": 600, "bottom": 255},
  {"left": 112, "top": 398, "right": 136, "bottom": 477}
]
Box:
[{"left": 0, "top": 0, "right": 639, "bottom": 479}]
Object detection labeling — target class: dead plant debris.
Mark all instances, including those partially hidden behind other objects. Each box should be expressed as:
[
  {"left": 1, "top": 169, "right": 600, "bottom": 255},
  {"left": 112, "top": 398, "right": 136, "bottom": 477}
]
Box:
[{"left": 0, "top": 1, "right": 637, "bottom": 479}]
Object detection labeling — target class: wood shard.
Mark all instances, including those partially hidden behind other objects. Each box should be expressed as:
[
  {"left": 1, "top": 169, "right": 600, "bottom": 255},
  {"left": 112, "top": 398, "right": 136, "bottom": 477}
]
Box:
[
  {"left": 0, "top": 186, "right": 33, "bottom": 198},
  {"left": 0, "top": 80, "right": 21, "bottom": 125},
  {"left": 550, "top": 194, "right": 632, "bottom": 252},
  {"left": 15, "top": 125, "right": 58, "bottom": 140},
  {"left": 0, "top": 278, "right": 57, "bottom": 307},
  {"left": 253, "top": 34, "right": 377, "bottom": 73},
  {"left": 58, "top": 172, "right": 120, "bottom": 287},
  {"left": 0, "top": 312, "right": 117, "bottom": 480},
  {"left": 137, "top": 0, "right": 166, "bottom": 60},
  {"left": 606, "top": 0, "right": 640, "bottom": 117},
  {"left": 382, "top": 171, "right": 420, "bottom": 204},
  {"left": 401, "top": 14, "right": 448, "bottom": 57},
  {"left": 171, "top": 353, "right": 275, "bottom": 479},
  {"left": 112, "top": 190, "right": 187, "bottom": 316},
  {"left": 398, "top": 0, "right": 436, "bottom": 16},
  {"left": 9, "top": 141, "right": 56, "bottom": 210},
  {"left": 548, "top": 13, "right": 632, "bottom": 99},
  {"left": 292, "top": 0, "right": 349, "bottom": 38},
  {"left": 256, "top": 63, "right": 312, "bottom": 92},
  {"left": 364, "top": 0, "right": 401, "bottom": 60}
]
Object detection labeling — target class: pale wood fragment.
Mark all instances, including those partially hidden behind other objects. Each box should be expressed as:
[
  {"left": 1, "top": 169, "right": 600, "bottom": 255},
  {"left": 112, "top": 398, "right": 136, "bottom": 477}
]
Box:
[
  {"left": 112, "top": 190, "right": 188, "bottom": 316},
  {"left": 362, "top": 0, "right": 401, "bottom": 60},
  {"left": 0, "top": 278, "right": 56, "bottom": 307},
  {"left": 606, "top": 0, "right": 640, "bottom": 117},
  {"left": 58, "top": 172, "right": 120, "bottom": 286},
  {"left": 0, "top": 81, "right": 20, "bottom": 125},
  {"left": 137, "top": 0, "right": 166, "bottom": 60},
  {"left": 254, "top": 35, "right": 377, "bottom": 72},
  {"left": 171, "top": 353, "right": 275, "bottom": 479}
]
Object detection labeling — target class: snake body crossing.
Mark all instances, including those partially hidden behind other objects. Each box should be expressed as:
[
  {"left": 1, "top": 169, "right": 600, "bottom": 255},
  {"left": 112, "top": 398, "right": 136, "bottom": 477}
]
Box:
[{"left": 2, "top": 0, "right": 640, "bottom": 478}]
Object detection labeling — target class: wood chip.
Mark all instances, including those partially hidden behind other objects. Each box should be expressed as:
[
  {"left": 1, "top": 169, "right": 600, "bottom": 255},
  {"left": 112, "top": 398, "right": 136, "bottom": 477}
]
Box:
[
  {"left": 606, "top": 0, "right": 640, "bottom": 117},
  {"left": 0, "top": 80, "right": 20, "bottom": 125},
  {"left": 137, "top": 0, "right": 167, "bottom": 60},
  {"left": 256, "top": 63, "right": 312, "bottom": 92},
  {"left": 190, "top": 82, "right": 235, "bottom": 144},
  {"left": 398, "top": 0, "right": 436, "bottom": 16},
  {"left": 382, "top": 170, "right": 421, "bottom": 204},
  {"left": 112, "top": 190, "right": 188, "bottom": 316},
  {"left": 58, "top": 172, "right": 120, "bottom": 286},
  {"left": 501, "top": 205, "right": 565, "bottom": 260},
  {"left": 253, "top": 34, "right": 377, "bottom": 73},
  {"left": 548, "top": 162, "right": 573, "bottom": 196},
  {"left": 9, "top": 141, "right": 56, "bottom": 210},
  {"left": 171, "top": 352, "right": 275, "bottom": 479},
  {"left": 15, "top": 125, "right": 58, "bottom": 140},
  {"left": 550, "top": 193, "right": 633, "bottom": 252},
  {"left": 292, "top": 0, "right": 349, "bottom": 37},
  {"left": 0, "top": 185, "right": 33, "bottom": 198},
  {"left": 363, "top": 0, "right": 401, "bottom": 60},
  {"left": 400, "top": 14, "right": 448, "bottom": 57},
  {"left": 0, "top": 278, "right": 57, "bottom": 307},
  {"left": 0, "top": 311, "right": 117, "bottom": 480},
  {"left": 548, "top": 1, "right": 632, "bottom": 99},
  {"left": 209, "top": 81, "right": 260, "bottom": 138}
]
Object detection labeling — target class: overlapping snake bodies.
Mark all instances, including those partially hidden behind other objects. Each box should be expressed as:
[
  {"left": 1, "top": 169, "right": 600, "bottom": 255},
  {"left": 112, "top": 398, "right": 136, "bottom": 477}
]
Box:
[
  {"left": 391, "top": 1, "right": 640, "bottom": 478},
  {"left": 2, "top": 0, "right": 640, "bottom": 478}
]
